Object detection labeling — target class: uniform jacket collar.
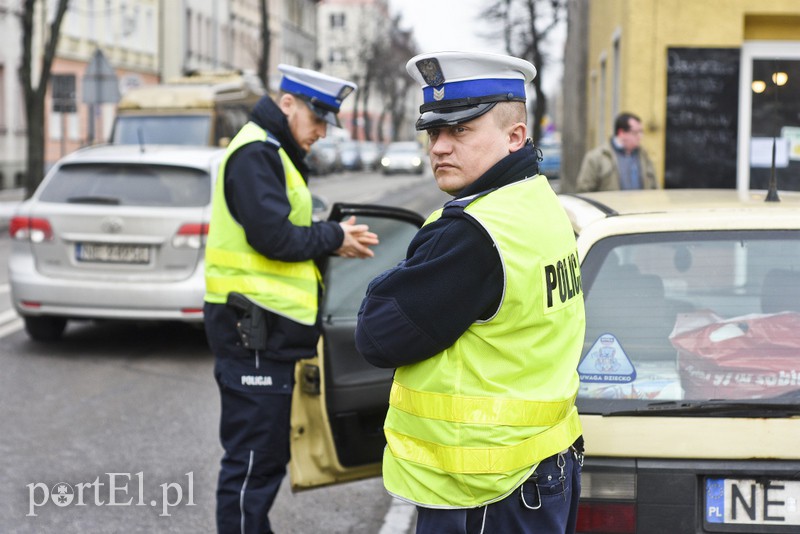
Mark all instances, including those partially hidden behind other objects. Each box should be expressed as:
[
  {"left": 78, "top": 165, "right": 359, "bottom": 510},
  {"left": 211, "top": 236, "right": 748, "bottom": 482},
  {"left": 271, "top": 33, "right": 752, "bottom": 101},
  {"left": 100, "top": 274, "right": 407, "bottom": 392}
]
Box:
[{"left": 250, "top": 95, "right": 309, "bottom": 175}]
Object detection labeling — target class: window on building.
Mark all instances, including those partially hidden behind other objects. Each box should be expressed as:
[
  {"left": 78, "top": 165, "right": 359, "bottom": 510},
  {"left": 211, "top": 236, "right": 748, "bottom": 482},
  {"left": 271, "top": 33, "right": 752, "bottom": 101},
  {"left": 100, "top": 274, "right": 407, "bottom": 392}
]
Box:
[
  {"left": 49, "top": 112, "right": 80, "bottom": 142},
  {"left": 0, "top": 65, "right": 5, "bottom": 133},
  {"left": 599, "top": 55, "right": 607, "bottom": 145},
  {"left": 185, "top": 8, "right": 192, "bottom": 61},
  {"left": 612, "top": 33, "right": 621, "bottom": 121},
  {"left": 330, "top": 13, "right": 346, "bottom": 29},
  {"left": 105, "top": 0, "right": 113, "bottom": 43},
  {"left": 329, "top": 49, "right": 346, "bottom": 64},
  {"left": 87, "top": 0, "right": 95, "bottom": 41}
]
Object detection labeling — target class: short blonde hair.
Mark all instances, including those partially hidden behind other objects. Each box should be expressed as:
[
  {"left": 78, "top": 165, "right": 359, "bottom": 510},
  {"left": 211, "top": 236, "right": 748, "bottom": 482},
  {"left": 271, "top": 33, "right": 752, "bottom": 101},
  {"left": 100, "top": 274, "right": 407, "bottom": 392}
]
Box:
[{"left": 492, "top": 101, "right": 527, "bottom": 128}]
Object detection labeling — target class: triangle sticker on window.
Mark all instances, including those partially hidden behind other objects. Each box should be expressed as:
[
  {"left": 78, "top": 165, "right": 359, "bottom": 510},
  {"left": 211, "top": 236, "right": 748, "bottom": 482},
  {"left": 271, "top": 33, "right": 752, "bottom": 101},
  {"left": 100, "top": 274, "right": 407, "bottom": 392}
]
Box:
[{"left": 578, "top": 334, "right": 637, "bottom": 384}]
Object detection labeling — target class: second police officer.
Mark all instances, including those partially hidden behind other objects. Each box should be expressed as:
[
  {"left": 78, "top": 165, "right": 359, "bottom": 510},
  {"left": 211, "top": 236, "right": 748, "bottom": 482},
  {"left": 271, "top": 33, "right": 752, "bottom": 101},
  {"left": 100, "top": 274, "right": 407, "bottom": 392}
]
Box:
[{"left": 204, "top": 65, "right": 378, "bottom": 534}]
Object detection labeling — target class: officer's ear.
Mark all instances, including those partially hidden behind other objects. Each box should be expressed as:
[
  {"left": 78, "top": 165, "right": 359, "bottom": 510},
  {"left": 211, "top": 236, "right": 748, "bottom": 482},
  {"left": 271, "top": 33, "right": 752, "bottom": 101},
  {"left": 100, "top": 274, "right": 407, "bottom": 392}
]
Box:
[
  {"left": 508, "top": 121, "right": 528, "bottom": 153},
  {"left": 278, "top": 93, "right": 298, "bottom": 117}
]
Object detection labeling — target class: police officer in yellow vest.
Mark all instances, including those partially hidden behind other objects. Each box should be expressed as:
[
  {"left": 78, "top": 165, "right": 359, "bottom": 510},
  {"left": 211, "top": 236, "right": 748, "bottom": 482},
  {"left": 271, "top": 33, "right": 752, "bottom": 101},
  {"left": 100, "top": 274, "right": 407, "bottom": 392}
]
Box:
[
  {"left": 355, "top": 51, "right": 586, "bottom": 533},
  {"left": 204, "top": 64, "right": 378, "bottom": 534}
]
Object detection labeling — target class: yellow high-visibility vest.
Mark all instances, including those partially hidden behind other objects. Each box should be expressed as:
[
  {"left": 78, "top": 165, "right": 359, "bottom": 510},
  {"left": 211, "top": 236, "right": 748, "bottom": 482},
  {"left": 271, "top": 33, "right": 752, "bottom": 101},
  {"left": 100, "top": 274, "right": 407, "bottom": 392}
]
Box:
[
  {"left": 383, "top": 175, "right": 586, "bottom": 507},
  {"left": 204, "top": 121, "right": 320, "bottom": 325}
]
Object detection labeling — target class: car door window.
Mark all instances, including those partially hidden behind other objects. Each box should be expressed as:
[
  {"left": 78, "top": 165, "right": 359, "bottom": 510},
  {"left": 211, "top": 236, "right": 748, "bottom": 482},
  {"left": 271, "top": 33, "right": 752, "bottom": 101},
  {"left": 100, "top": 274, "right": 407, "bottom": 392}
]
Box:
[{"left": 318, "top": 206, "right": 423, "bottom": 468}]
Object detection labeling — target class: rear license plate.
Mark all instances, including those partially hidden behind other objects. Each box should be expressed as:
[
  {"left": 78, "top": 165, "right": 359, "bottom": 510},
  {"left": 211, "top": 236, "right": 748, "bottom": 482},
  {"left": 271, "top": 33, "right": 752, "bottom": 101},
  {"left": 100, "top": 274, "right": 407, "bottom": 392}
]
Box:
[
  {"left": 705, "top": 478, "right": 800, "bottom": 527},
  {"left": 76, "top": 242, "right": 151, "bottom": 264}
]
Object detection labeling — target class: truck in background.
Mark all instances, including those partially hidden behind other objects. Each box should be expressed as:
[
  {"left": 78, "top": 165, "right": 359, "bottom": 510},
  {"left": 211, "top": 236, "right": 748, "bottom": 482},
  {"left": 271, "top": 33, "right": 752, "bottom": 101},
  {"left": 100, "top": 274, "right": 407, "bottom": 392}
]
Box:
[{"left": 110, "top": 71, "right": 265, "bottom": 148}]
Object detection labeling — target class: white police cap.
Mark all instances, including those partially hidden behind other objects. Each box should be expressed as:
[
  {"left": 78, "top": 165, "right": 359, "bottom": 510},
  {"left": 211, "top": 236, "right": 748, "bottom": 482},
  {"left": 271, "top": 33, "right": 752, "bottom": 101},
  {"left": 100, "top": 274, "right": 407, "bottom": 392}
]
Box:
[
  {"left": 278, "top": 64, "right": 357, "bottom": 128},
  {"left": 406, "top": 51, "right": 536, "bottom": 130}
]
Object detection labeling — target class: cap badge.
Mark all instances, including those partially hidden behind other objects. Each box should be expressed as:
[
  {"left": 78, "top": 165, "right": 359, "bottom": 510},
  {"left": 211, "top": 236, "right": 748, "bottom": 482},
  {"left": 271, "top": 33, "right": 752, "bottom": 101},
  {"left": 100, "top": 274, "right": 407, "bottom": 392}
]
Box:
[
  {"left": 433, "top": 87, "right": 445, "bottom": 101},
  {"left": 416, "top": 58, "right": 445, "bottom": 87},
  {"left": 337, "top": 85, "right": 354, "bottom": 101}
]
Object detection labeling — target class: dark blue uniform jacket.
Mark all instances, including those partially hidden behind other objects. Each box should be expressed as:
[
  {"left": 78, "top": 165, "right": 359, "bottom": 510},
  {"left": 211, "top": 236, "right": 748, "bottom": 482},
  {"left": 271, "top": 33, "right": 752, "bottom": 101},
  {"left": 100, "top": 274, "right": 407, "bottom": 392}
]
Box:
[
  {"left": 204, "top": 96, "right": 345, "bottom": 361},
  {"left": 355, "top": 143, "right": 541, "bottom": 368}
]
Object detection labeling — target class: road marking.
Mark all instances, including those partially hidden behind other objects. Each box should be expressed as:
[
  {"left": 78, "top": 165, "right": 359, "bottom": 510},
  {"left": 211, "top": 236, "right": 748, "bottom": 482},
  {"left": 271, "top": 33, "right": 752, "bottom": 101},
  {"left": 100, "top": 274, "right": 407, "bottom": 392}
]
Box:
[
  {"left": 0, "top": 318, "right": 23, "bottom": 338},
  {"left": 379, "top": 498, "right": 415, "bottom": 534},
  {"left": 0, "top": 308, "right": 23, "bottom": 338}
]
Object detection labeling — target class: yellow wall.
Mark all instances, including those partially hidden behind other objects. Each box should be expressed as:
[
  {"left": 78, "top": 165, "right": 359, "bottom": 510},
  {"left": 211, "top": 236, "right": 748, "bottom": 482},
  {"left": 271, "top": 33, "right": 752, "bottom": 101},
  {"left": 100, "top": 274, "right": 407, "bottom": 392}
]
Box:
[{"left": 585, "top": 0, "right": 800, "bottom": 186}]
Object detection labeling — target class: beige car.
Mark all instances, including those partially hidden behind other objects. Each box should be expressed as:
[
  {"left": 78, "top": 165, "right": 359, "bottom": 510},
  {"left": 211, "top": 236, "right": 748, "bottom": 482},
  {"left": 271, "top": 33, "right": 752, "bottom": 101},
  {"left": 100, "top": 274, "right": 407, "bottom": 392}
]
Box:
[{"left": 288, "top": 189, "right": 800, "bottom": 534}]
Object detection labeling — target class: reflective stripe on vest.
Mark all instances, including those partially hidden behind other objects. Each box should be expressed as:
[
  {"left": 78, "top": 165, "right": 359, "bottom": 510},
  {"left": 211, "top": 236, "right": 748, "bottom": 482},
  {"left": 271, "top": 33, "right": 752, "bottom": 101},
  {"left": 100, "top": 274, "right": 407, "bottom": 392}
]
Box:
[
  {"left": 390, "top": 381, "right": 577, "bottom": 426},
  {"left": 204, "top": 121, "right": 319, "bottom": 325},
  {"left": 385, "top": 407, "right": 581, "bottom": 474},
  {"left": 382, "top": 176, "right": 586, "bottom": 507}
]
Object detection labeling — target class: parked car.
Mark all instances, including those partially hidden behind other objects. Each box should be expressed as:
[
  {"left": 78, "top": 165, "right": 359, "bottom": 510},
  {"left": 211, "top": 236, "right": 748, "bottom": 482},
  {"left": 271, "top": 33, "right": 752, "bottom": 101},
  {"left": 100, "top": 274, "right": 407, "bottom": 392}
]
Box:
[
  {"left": 380, "top": 141, "right": 425, "bottom": 175},
  {"left": 278, "top": 187, "right": 800, "bottom": 534},
  {"left": 338, "top": 141, "right": 363, "bottom": 171},
  {"left": 9, "top": 144, "right": 224, "bottom": 341},
  {"left": 304, "top": 148, "right": 331, "bottom": 176},
  {"left": 358, "top": 141, "right": 383, "bottom": 171},
  {"left": 537, "top": 139, "right": 561, "bottom": 181},
  {"left": 310, "top": 139, "right": 343, "bottom": 174}
]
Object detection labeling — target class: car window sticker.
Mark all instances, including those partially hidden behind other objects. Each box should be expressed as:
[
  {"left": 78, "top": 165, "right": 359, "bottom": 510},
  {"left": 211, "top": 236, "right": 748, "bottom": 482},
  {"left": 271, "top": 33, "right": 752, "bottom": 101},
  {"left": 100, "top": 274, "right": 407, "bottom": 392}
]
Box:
[{"left": 578, "top": 333, "right": 637, "bottom": 384}]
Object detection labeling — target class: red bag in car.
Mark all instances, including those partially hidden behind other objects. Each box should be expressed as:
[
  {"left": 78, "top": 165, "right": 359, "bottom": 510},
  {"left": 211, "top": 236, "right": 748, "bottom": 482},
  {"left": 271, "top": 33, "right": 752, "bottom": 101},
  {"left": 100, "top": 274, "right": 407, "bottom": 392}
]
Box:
[{"left": 670, "top": 310, "right": 800, "bottom": 399}]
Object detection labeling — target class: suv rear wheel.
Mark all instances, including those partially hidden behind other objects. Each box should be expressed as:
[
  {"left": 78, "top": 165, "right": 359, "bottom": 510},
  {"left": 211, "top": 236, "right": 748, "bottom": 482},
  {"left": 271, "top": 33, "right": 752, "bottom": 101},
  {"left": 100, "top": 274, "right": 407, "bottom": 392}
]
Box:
[{"left": 24, "top": 316, "right": 67, "bottom": 342}]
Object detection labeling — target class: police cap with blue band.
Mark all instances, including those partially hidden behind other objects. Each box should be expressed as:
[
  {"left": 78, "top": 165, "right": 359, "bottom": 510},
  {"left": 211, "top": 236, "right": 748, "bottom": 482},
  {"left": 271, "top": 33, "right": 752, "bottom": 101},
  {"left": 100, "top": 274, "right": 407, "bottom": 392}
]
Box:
[
  {"left": 406, "top": 51, "right": 536, "bottom": 130},
  {"left": 278, "top": 64, "right": 357, "bottom": 128}
]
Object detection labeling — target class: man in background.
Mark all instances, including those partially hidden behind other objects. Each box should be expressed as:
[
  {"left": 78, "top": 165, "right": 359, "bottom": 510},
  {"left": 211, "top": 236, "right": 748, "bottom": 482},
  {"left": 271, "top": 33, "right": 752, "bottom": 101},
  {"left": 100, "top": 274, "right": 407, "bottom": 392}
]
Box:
[{"left": 575, "top": 111, "right": 657, "bottom": 192}]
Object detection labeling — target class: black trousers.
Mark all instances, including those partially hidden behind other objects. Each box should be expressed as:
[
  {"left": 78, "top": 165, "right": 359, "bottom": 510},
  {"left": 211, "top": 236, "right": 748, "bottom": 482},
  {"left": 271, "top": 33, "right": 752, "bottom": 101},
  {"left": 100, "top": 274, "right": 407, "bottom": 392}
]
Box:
[{"left": 214, "top": 350, "right": 295, "bottom": 534}]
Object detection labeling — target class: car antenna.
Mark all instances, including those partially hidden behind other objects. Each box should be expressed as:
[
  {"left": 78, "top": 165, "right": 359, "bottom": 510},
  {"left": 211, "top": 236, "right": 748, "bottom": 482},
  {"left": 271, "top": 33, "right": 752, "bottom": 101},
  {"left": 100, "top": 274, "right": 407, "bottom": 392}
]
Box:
[
  {"left": 137, "top": 126, "right": 146, "bottom": 154},
  {"left": 765, "top": 61, "right": 781, "bottom": 203}
]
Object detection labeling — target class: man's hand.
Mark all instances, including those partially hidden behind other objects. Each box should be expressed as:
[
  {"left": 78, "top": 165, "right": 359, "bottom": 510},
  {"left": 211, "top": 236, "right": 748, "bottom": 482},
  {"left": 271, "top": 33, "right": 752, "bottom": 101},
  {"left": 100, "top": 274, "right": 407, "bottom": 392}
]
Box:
[{"left": 336, "top": 216, "right": 379, "bottom": 258}]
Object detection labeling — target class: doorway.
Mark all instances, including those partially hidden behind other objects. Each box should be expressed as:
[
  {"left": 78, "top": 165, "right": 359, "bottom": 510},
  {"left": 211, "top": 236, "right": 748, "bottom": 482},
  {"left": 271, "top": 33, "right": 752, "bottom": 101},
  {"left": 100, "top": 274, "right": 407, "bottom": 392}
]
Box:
[{"left": 737, "top": 42, "right": 800, "bottom": 195}]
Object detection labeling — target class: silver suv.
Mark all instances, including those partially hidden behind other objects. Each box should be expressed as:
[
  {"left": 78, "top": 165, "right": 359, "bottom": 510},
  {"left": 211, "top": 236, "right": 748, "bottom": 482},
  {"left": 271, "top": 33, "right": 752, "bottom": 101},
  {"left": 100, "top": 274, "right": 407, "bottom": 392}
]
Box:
[{"left": 9, "top": 144, "right": 224, "bottom": 341}]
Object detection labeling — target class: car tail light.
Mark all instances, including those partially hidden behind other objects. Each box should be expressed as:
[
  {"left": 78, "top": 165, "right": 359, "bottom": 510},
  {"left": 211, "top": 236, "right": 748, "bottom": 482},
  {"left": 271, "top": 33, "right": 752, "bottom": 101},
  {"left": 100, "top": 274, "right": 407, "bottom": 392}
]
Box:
[
  {"left": 172, "top": 223, "right": 208, "bottom": 249},
  {"left": 9, "top": 216, "right": 54, "bottom": 242},
  {"left": 576, "top": 502, "right": 636, "bottom": 533},
  {"left": 576, "top": 472, "right": 636, "bottom": 533}
]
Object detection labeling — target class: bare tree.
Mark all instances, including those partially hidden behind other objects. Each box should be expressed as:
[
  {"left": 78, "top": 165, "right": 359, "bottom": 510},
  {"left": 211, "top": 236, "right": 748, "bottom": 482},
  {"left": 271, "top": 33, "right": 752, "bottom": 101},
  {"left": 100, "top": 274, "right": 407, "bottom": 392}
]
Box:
[
  {"left": 338, "top": 9, "right": 417, "bottom": 142},
  {"left": 481, "top": 0, "right": 565, "bottom": 143},
  {"left": 19, "top": 0, "right": 70, "bottom": 197},
  {"left": 373, "top": 18, "right": 417, "bottom": 141},
  {"left": 257, "top": 0, "right": 271, "bottom": 89}
]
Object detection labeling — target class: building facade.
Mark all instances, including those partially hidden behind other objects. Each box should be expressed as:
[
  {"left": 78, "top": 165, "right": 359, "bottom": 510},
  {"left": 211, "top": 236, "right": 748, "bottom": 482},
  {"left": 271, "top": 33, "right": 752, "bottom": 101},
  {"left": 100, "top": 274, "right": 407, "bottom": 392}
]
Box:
[
  {"left": 317, "top": 0, "right": 420, "bottom": 141},
  {"left": 561, "top": 0, "right": 800, "bottom": 195},
  {"left": 46, "top": 0, "right": 161, "bottom": 167},
  {"left": 0, "top": 0, "right": 27, "bottom": 189},
  {"left": 3, "top": 0, "right": 323, "bottom": 179}
]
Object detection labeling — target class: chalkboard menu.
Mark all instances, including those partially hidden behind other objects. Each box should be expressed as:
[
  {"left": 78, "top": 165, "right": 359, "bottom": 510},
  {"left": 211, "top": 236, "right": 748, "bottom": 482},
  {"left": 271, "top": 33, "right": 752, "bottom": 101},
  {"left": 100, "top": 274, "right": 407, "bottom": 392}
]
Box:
[{"left": 664, "top": 48, "right": 740, "bottom": 188}]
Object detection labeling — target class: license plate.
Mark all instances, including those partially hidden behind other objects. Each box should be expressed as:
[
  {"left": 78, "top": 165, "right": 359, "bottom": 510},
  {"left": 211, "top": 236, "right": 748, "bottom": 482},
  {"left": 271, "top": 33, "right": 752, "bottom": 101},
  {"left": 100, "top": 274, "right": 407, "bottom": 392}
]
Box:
[
  {"left": 705, "top": 478, "right": 800, "bottom": 526},
  {"left": 76, "top": 242, "right": 151, "bottom": 264}
]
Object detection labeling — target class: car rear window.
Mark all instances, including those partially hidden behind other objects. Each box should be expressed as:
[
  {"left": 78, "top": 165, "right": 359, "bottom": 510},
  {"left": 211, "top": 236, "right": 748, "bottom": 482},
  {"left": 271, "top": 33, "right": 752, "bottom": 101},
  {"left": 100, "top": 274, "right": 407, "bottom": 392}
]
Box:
[
  {"left": 39, "top": 163, "right": 211, "bottom": 207},
  {"left": 577, "top": 230, "right": 800, "bottom": 413},
  {"left": 112, "top": 115, "right": 211, "bottom": 146}
]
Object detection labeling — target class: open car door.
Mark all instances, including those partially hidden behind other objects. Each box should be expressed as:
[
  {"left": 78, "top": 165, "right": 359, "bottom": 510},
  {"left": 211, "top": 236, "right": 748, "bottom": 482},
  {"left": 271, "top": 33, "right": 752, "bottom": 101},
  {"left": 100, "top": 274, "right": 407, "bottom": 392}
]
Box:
[{"left": 289, "top": 202, "right": 425, "bottom": 490}]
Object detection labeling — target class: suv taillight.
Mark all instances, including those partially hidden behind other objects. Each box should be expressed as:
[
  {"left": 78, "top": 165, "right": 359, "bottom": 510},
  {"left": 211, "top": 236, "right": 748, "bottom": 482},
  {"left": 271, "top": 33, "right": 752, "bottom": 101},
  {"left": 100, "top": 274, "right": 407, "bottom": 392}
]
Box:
[
  {"left": 9, "top": 216, "right": 54, "bottom": 242},
  {"left": 172, "top": 223, "right": 208, "bottom": 249}
]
